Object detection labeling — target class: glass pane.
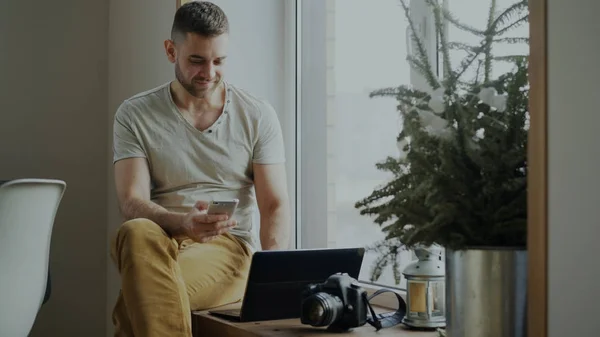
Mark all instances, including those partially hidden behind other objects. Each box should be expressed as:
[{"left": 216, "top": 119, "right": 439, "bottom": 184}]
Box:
[
  {"left": 430, "top": 281, "right": 445, "bottom": 317},
  {"left": 326, "top": 0, "right": 433, "bottom": 288}
]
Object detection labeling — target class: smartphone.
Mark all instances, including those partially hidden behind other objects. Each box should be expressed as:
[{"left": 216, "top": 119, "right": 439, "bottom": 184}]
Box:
[{"left": 206, "top": 199, "right": 239, "bottom": 218}]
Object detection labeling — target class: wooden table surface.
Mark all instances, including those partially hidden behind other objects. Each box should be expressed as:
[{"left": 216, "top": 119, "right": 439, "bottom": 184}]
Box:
[{"left": 192, "top": 303, "right": 438, "bottom": 337}]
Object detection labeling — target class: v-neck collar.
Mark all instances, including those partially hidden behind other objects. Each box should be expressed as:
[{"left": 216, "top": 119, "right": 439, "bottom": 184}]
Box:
[{"left": 166, "top": 81, "right": 231, "bottom": 135}]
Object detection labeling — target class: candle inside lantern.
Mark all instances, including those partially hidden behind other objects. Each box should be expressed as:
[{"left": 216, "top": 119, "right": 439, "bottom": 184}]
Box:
[{"left": 409, "top": 281, "right": 427, "bottom": 313}]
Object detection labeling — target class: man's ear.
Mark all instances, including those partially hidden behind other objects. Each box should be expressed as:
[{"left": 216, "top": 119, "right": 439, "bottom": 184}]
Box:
[{"left": 164, "top": 39, "right": 177, "bottom": 64}]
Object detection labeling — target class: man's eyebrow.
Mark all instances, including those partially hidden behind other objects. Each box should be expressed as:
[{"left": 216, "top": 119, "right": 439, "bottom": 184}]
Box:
[{"left": 189, "top": 55, "right": 227, "bottom": 60}]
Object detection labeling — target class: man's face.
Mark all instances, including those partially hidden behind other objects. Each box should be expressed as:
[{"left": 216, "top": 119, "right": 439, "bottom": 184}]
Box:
[{"left": 165, "top": 32, "right": 228, "bottom": 98}]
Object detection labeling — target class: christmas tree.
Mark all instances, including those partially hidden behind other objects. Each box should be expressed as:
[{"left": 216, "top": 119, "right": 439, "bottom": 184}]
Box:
[{"left": 355, "top": 0, "right": 530, "bottom": 283}]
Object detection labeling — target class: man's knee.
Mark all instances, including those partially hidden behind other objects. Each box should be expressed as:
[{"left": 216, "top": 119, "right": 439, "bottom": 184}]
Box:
[
  {"left": 111, "top": 219, "right": 170, "bottom": 264},
  {"left": 117, "top": 218, "right": 166, "bottom": 239}
]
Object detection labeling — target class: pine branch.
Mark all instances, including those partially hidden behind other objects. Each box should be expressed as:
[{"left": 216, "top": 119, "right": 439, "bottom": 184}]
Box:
[
  {"left": 496, "top": 15, "right": 529, "bottom": 35},
  {"left": 452, "top": 42, "right": 486, "bottom": 83},
  {"left": 440, "top": 5, "right": 486, "bottom": 37},
  {"left": 364, "top": 240, "right": 408, "bottom": 284},
  {"left": 472, "top": 59, "right": 484, "bottom": 86},
  {"left": 399, "top": 0, "right": 440, "bottom": 89},
  {"left": 407, "top": 55, "right": 439, "bottom": 88},
  {"left": 426, "top": 0, "right": 453, "bottom": 82},
  {"left": 370, "top": 253, "right": 388, "bottom": 282},
  {"left": 494, "top": 55, "right": 528, "bottom": 63},
  {"left": 493, "top": 37, "right": 529, "bottom": 44},
  {"left": 490, "top": 1, "right": 528, "bottom": 33},
  {"left": 369, "top": 87, "right": 400, "bottom": 99},
  {"left": 391, "top": 248, "right": 402, "bottom": 285},
  {"left": 369, "top": 86, "right": 430, "bottom": 110},
  {"left": 448, "top": 42, "right": 479, "bottom": 53},
  {"left": 484, "top": 0, "right": 497, "bottom": 83}
]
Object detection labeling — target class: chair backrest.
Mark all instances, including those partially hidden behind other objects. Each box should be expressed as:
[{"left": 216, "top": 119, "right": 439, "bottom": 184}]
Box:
[{"left": 0, "top": 179, "right": 66, "bottom": 337}]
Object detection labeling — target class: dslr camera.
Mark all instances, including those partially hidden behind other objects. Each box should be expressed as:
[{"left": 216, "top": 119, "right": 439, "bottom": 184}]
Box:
[{"left": 300, "top": 272, "right": 368, "bottom": 332}]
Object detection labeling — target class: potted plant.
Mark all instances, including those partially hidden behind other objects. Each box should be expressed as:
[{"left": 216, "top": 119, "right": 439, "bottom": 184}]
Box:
[{"left": 355, "top": 1, "right": 529, "bottom": 336}]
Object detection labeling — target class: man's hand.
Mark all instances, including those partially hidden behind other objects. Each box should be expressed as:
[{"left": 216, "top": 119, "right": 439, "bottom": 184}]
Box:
[{"left": 175, "top": 201, "right": 237, "bottom": 243}]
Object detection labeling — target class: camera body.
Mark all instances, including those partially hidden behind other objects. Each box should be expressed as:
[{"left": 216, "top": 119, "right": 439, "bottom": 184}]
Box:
[{"left": 300, "top": 272, "right": 368, "bottom": 331}]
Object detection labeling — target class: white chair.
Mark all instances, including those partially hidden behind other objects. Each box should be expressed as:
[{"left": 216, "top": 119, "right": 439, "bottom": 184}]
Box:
[{"left": 0, "top": 179, "right": 66, "bottom": 337}]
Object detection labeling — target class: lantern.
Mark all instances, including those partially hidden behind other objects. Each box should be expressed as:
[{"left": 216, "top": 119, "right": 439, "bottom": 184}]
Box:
[{"left": 402, "top": 245, "right": 446, "bottom": 329}]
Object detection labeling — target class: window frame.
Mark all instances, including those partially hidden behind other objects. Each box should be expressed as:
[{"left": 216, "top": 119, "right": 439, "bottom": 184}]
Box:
[
  {"left": 296, "top": 0, "right": 329, "bottom": 250},
  {"left": 282, "top": 0, "right": 301, "bottom": 250}
]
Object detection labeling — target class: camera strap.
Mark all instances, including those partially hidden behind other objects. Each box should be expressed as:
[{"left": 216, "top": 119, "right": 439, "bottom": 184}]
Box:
[{"left": 363, "top": 288, "right": 407, "bottom": 331}]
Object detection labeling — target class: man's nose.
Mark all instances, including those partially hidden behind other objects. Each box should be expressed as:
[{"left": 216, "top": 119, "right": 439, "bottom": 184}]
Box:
[{"left": 202, "top": 64, "right": 216, "bottom": 79}]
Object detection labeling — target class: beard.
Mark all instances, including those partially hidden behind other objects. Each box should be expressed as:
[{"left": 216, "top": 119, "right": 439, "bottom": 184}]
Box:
[{"left": 175, "top": 61, "right": 221, "bottom": 99}]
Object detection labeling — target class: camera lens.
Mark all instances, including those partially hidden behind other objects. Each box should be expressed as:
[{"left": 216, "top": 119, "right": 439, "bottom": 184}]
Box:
[{"left": 301, "top": 292, "right": 344, "bottom": 327}]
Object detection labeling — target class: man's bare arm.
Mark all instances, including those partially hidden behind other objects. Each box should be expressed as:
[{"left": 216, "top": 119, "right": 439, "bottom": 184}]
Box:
[
  {"left": 114, "top": 158, "right": 185, "bottom": 236},
  {"left": 253, "top": 163, "right": 291, "bottom": 250}
]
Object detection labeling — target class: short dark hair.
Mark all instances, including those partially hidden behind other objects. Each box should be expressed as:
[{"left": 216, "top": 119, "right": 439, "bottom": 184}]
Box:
[{"left": 171, "top": 1, "right": 229, "bottom": 41}]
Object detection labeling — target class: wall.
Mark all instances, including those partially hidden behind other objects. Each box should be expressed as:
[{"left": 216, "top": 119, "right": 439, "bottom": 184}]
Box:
[
  {"left": 106, "top": 0, "right": 177, "bottom": 334},
  {"left": 106, "top": 0, "right": 290, "bottom": 335},
  {"left": 0, "top": 1, "right": 109, "bottom": 336},
  {"left": 547, "top": 0, "right": 600, "bottom": 335}
]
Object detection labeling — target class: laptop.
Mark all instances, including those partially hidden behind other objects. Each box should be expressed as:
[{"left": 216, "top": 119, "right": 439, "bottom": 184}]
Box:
[{"left": 208, "top": 247, "right": 365, "bottom": 322}]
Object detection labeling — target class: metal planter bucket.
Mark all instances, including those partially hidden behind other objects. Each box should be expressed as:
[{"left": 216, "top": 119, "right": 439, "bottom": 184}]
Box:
[{"left": 445, "top": 248, "right": 527, "bottom": 337}]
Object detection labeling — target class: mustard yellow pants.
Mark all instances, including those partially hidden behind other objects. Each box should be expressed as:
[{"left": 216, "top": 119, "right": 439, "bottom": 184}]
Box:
[{"left": 110, "top": 218, "right": 252, "bottom": 337}]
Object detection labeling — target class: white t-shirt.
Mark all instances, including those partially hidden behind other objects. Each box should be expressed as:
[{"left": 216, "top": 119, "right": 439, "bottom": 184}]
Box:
[{"left": 112, "top": 81, "right": 286, "bottom": 250}]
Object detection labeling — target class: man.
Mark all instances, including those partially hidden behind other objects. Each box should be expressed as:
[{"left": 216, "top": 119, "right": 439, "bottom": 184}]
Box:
[{"left": 110, "top": 2, "right": 291, "bottom": 336}]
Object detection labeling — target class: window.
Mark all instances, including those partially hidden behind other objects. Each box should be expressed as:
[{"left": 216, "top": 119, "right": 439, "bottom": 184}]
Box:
[
  {"left": 297, "top": 0, "right": 440, "bottom": 289},
  {"left": 294, "top": 0, "right": 529, "bottom": 289}
]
